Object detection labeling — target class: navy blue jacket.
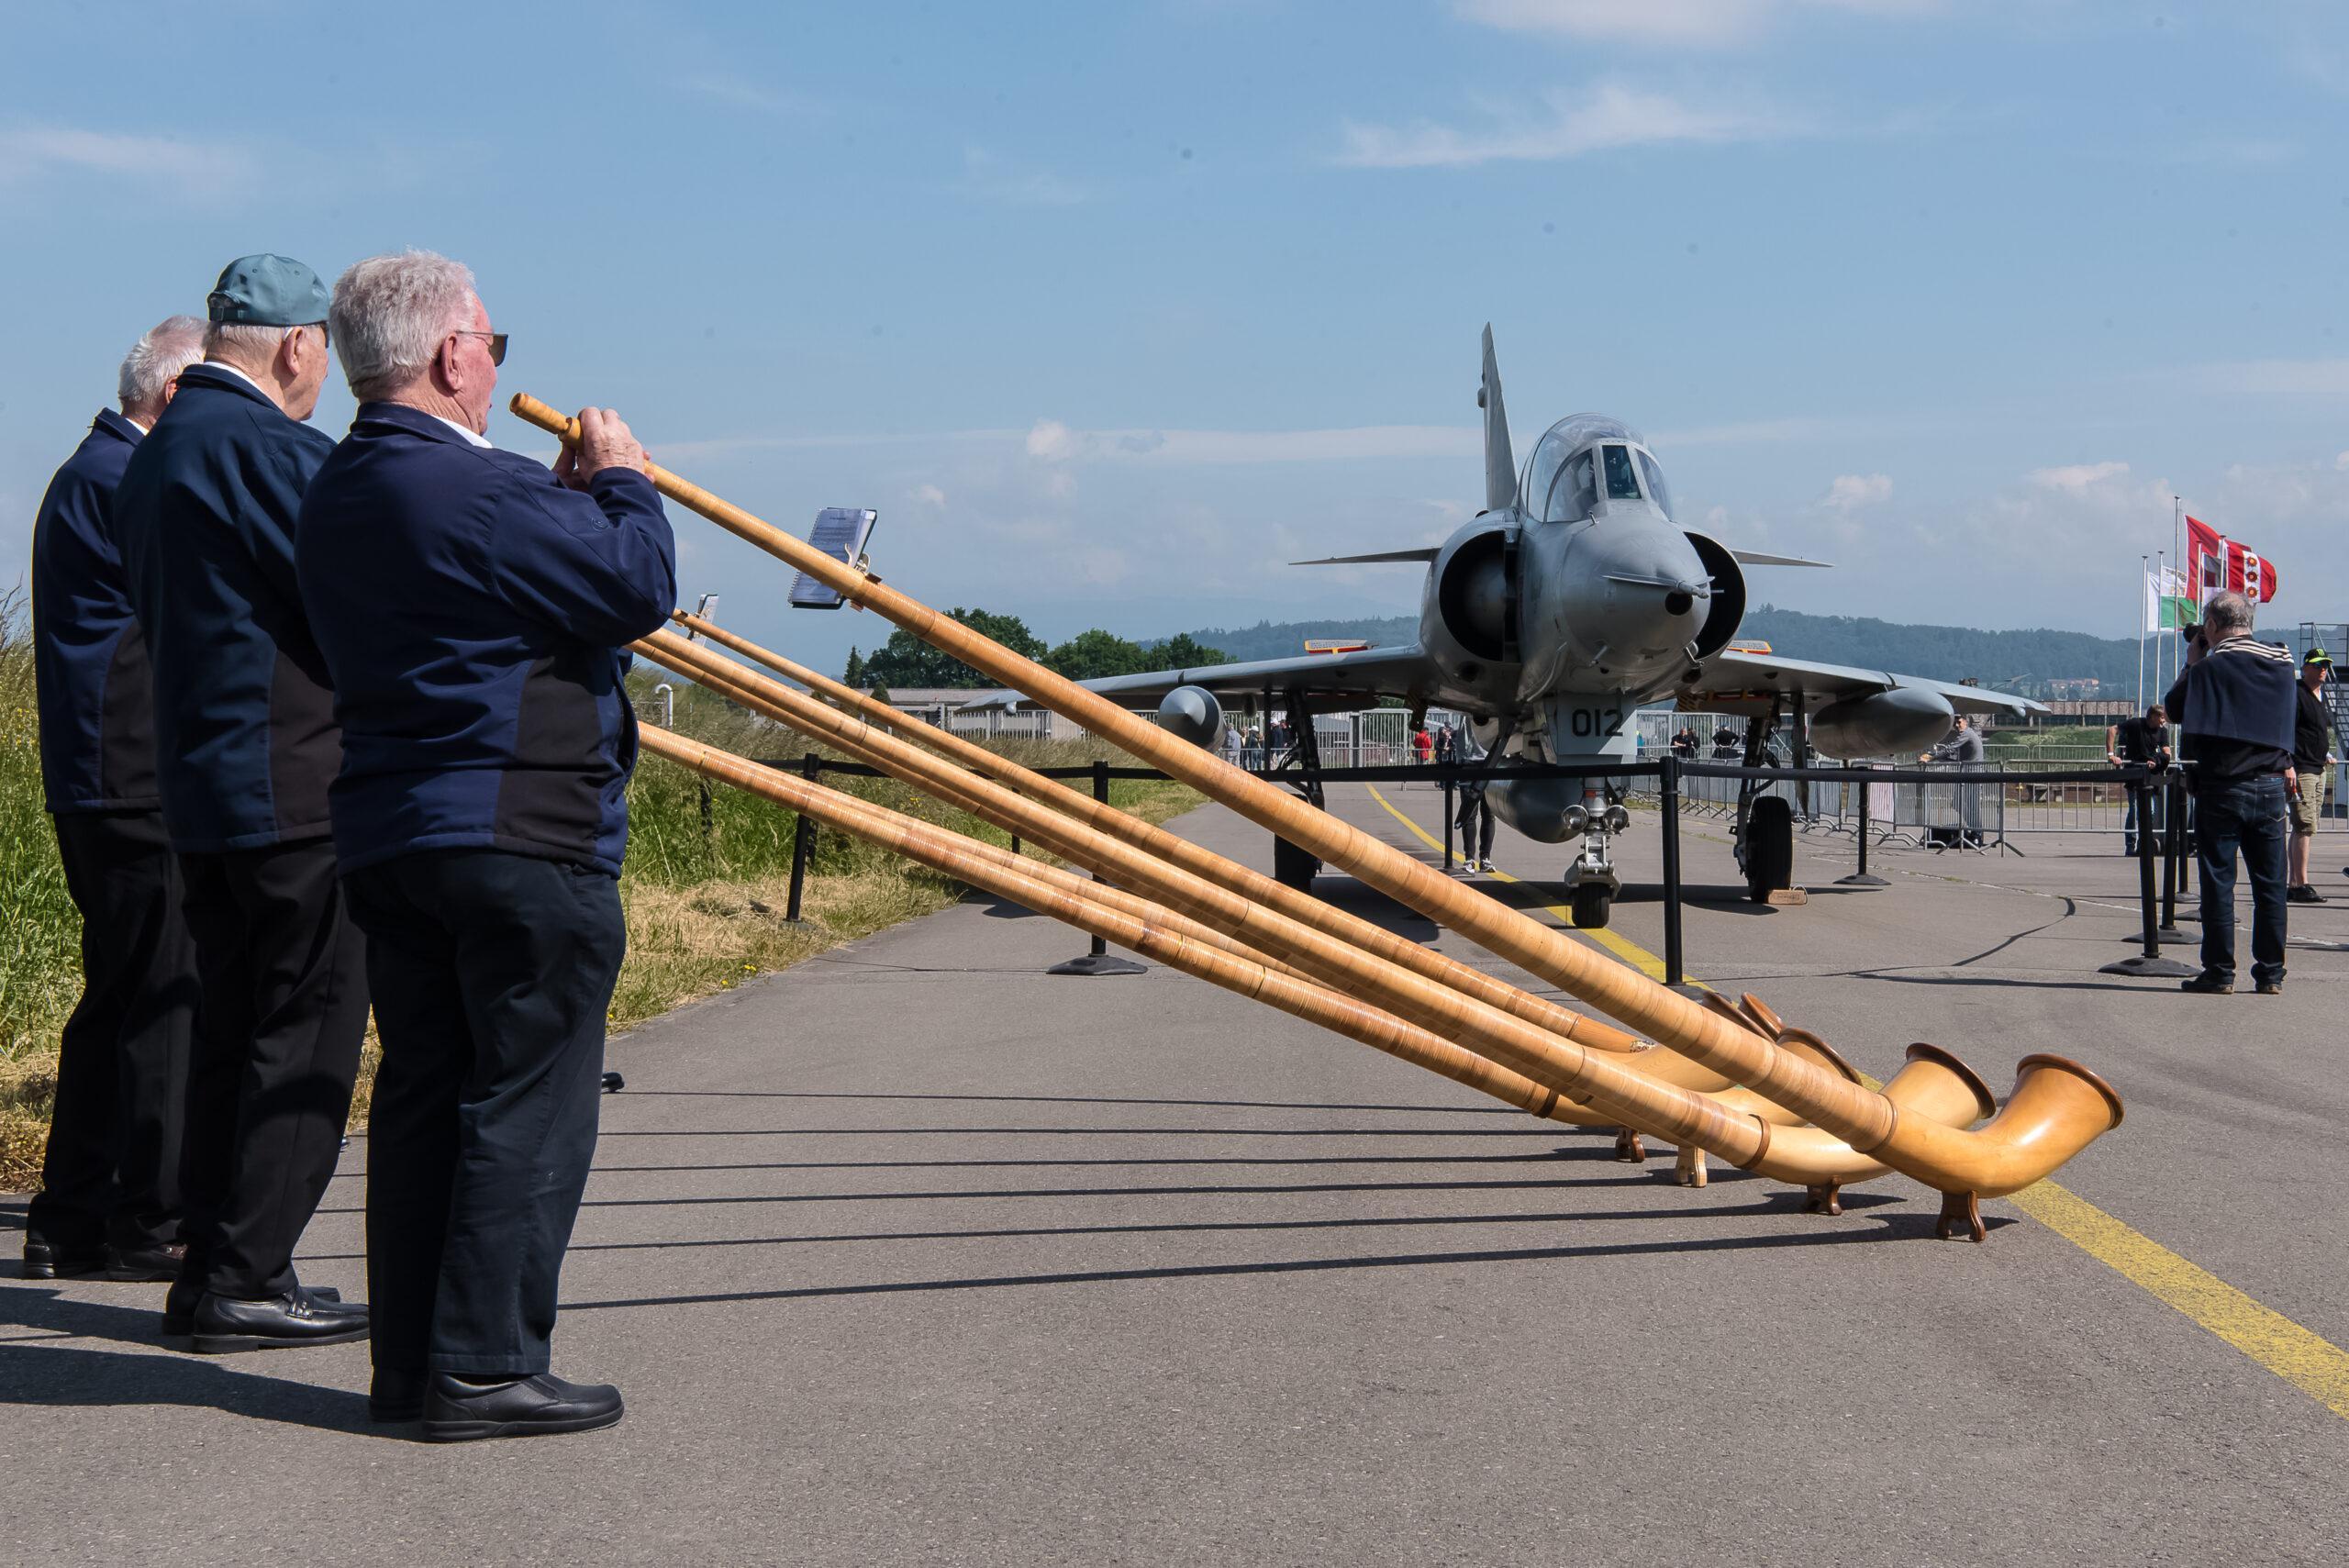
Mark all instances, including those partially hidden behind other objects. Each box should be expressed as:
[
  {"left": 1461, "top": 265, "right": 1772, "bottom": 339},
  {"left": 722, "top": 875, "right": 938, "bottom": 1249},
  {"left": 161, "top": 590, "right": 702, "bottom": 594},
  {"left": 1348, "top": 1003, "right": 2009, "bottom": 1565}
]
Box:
[
  {"left": 2164, "top": 636, "right": 2296, "bottom": 787},
  {"left": 112, "top": 364, "right": 341, "bottom": 851},
  {"left": 295, "top": 404, "right": 676, "bottom": 875},
  {"left": 31, "top": 409, "right": 161, "bottom": 814}
]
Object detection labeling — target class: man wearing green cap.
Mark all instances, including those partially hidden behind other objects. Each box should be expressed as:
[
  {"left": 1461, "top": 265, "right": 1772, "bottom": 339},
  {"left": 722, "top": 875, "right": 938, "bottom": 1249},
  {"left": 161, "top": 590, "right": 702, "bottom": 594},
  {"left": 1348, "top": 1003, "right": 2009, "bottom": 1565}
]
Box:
[
  {"left": 2289, "top": 649, "right": 2338, "bottom": 903},
  {"left": 113, "top": 254, "right": 372, "bottom": 1352}
]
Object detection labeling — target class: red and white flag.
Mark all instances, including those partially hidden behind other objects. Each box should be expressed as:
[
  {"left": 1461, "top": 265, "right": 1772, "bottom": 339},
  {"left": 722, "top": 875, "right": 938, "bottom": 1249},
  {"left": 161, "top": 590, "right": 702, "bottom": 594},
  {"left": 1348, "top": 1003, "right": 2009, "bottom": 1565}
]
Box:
[
  {"left": 2227, "top": 540, "right": 2278, "bottom": 602},
  {"left": 2182, "top": 514, "right": 2279, "bottom": 606}
]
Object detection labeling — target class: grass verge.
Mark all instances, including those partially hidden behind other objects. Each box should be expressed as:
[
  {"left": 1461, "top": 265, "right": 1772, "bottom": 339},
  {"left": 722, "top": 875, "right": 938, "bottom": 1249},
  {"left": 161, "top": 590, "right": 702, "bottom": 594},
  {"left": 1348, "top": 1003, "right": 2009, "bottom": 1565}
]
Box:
[{"left": 0, "top": 625, "right": 1200, "bottom": 1190}]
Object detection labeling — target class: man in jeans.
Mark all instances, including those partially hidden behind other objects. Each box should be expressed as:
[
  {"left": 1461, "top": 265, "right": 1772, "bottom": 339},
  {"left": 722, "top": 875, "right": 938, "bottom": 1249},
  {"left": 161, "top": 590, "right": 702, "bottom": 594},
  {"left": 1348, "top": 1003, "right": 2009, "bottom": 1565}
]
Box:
[
  {"left": 2106, "top": 702, "right": 2172, "bottom": 855},
  {"left": 2164, "top": 593, "right": 2299, "bottom": 995}
]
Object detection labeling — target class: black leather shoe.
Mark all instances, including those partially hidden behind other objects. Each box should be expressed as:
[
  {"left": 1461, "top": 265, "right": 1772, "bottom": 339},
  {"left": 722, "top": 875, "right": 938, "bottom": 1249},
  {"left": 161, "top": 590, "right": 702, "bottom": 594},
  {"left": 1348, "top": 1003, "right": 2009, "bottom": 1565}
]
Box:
[
  {"left": 163, "top": 1281, "right": 343, "bottom": 1339},
  {"left": 2180, "top": 973, "right": 2233, "bottom": 995},
  {"left": 189, "top": 1290, "right": 370, "bottom": 1354},
  {"left": 424, "top": 1372, "right": 624, "bottom": 1442},
  {"left": 104, "top": 1240, "right": 186, "bottom": 1282},
  {"left": 23, "top": 1233, "right": 110, "bottom": 1279},
  {"left": 2288, "top": 884, "right": 2327, "bottom": 904},
  {"left": 370, "top": 1367, "right": 428, "bottom": 1423}
]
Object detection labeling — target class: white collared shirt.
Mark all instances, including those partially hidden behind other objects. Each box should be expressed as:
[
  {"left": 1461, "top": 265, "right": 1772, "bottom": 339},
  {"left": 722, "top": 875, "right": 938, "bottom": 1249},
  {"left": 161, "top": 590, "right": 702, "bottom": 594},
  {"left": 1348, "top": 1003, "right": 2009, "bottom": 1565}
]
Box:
[{"left": 427, "top": 412, "right": 494, "bottom": 449}]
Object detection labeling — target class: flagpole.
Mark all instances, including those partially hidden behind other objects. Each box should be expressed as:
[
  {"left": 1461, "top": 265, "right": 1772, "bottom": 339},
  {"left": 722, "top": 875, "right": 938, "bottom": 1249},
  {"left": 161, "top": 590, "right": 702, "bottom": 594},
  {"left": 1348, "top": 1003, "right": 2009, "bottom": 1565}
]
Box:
[
  {"left": 2137, "top": 552, "right": 2149, "bottom": 712},
  {"left": 2170, "top": 495, "right": 2184, "bottom": 693}
]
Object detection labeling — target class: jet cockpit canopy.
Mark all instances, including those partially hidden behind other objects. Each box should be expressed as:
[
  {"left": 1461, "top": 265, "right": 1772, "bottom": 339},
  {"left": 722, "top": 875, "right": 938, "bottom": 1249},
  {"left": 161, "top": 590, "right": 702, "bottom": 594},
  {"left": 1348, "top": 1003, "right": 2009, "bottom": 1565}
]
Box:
[{"left": 1520, "top": 414, "right": 1674, "bottom": 524}]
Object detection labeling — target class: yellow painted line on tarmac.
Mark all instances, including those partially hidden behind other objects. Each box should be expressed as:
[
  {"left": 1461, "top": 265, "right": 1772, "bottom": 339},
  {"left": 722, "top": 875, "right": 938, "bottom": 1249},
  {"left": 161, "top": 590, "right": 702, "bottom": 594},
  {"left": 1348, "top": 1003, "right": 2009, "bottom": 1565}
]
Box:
[{"left": 1361, "top": 782, "right": 2349, "bottom": 1422}]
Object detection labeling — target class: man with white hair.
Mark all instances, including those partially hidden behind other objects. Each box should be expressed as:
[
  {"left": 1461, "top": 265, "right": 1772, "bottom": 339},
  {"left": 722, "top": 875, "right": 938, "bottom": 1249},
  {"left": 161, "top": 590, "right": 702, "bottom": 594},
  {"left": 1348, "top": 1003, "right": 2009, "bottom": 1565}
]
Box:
[
  {"left": 114, "top": 255, "right": 373, "bottom": 1352},
  {"left": 2164, "top": 592, "right": 2299, "bottom": 995},
  {"left": 23, "top": 317, "right": 206, "bottom": 1283},
  {"left": 299, "top": 250, "right": 674, "bottom": 1440}
]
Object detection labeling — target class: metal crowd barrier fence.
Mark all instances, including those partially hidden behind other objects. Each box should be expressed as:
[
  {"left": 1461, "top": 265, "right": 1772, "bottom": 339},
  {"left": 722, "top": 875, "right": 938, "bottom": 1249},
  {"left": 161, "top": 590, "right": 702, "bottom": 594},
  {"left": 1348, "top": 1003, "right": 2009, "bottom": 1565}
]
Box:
[{"left": 733, "top": 747, "right": 2184, "bottom": 990}]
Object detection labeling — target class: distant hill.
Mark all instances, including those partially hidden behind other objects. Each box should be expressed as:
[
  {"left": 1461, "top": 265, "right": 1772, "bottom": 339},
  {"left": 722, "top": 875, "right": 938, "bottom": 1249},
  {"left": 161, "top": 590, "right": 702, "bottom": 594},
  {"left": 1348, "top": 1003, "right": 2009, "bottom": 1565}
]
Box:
[{"left": 1161, "top": 606, "right": 2146, "bottom": 696}]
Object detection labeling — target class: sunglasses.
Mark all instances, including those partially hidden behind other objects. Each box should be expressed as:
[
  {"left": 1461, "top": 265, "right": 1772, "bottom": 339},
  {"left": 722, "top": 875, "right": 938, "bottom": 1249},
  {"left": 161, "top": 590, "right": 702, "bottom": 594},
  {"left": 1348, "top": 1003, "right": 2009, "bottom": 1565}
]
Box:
[{"left": 452, "top": 329, "right": 507, "bottom": 366}]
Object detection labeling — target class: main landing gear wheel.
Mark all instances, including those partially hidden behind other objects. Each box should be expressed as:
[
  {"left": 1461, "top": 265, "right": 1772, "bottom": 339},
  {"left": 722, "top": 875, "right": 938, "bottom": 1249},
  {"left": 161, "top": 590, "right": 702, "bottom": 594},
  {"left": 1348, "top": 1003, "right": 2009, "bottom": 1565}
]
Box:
[
  {"left": 1273, "top": 834, "right": 1319, "bottom": 895},
  {"left": 1744, "top": 795, "right": 1795, "bottom": 903},
  {"left": 1570, "top": 884, "right": 1614, "bottom": 929}
]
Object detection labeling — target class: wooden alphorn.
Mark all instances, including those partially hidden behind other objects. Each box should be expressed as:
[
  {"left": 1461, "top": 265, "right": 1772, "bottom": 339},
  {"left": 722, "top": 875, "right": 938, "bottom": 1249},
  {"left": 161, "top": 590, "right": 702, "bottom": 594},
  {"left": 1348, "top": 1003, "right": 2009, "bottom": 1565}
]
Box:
[{"left": 518, "top": 393, "right": 2122, "bottom": 1218}]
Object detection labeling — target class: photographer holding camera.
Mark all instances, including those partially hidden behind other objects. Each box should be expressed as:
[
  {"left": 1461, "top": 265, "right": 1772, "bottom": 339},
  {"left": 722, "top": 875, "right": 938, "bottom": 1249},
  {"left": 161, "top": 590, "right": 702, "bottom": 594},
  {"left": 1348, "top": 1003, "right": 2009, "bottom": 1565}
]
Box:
[{"left": 2163, "top": 595, "right": 2298, "bottom": 995}]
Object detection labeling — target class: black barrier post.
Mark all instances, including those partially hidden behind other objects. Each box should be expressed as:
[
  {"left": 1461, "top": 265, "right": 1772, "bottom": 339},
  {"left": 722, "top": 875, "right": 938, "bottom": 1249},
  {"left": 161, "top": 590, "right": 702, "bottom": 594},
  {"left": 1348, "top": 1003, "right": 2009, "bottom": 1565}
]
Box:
[
  {"left": 1836, "top": 769, "right": 1888, "bottom": 888},
  {"left": 782, "top": 753, "right": 818, "bottom": 926},
  {"left": 2158, "top": 771, "right": 2188, "bottom": 940},
  {"left": 1659, "top": 756, "right": 1696, "bottom": 992},
  {"left": 2102, "top": 773, "right": 2196, "bottom": 978},
  {"left": 1442, "top": 773, "right": 1456, "bottom": 873},
  {"left": 1049, "top": 761, "right": 1146, "bottom": 976}
]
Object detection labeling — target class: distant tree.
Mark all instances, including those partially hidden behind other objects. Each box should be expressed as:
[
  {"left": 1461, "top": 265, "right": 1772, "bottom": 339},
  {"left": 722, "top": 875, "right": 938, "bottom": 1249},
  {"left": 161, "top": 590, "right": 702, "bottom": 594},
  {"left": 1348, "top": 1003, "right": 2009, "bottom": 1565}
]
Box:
[
  {"left": 862, "top": 606, "right": 1046, "bottom": 688},
  {"left": 841, "top": 646, "right": 866, "bottom": 688},
  {"left": 1146, "top": 631, "right": 1231, "bottom": 669},
  {"left": 1046, "top": 628, "right": 1152, "bottom": 681}
]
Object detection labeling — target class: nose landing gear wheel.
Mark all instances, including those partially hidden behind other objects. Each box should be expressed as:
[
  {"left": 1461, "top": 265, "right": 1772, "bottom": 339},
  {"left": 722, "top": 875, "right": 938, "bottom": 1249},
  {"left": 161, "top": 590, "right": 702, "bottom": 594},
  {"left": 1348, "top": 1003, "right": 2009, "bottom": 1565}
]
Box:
[{"left": 1570, "top": 884, "right": 1614, "bottom": 929}]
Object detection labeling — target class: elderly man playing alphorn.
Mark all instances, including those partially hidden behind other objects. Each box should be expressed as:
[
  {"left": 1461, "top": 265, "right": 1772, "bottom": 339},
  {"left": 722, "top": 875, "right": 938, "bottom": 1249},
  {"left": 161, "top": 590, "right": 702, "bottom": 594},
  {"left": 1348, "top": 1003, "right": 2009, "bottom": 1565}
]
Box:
[{"left": 297, "top": 250, "right": 675, "bottom": 1440}]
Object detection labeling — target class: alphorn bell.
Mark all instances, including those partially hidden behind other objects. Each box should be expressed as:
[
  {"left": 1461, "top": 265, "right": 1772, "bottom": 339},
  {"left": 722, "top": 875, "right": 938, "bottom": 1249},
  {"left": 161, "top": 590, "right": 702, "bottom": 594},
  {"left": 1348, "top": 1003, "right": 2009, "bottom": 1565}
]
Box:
[
  {"left": 637, "top": 726, "right": 1998, "bottom": 1186},
  {"left": 513, "top": 393, "right": 2122, "bottom": 1229},
  {"left": 630, "top": 628, "right": 1997, "bottom": 1190}
]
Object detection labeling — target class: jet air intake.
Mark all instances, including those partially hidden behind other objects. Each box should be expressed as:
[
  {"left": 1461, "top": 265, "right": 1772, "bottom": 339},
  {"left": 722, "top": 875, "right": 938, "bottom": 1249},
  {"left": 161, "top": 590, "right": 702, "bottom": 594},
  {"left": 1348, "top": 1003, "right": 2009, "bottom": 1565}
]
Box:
[{"left": 1680, "top": 533, "right": 1747, "bottom": 662}]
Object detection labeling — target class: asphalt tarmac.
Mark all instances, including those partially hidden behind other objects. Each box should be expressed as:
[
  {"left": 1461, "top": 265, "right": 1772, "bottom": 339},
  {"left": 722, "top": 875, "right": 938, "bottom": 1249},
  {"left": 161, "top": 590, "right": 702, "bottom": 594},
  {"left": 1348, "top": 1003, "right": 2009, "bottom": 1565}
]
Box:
[{"left": 5, "top": 784, "right": 2344, "bottom": 1565}]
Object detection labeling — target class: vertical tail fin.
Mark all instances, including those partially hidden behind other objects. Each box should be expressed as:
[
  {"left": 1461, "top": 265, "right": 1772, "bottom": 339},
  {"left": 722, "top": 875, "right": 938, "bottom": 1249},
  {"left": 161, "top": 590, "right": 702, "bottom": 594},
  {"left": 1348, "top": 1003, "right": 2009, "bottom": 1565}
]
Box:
[{"left": 1480, "top": 324, "right": 1517, "bottom": 513}]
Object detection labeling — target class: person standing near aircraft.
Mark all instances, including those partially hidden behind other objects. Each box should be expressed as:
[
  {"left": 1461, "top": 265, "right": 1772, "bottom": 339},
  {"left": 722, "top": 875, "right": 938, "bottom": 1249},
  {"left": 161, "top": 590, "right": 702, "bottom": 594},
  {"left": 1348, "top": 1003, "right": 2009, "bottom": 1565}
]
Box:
[
  {"left": 2288, "top": 650, "right": 2337, "bottom": 904},
  {"left": 2108, "top": 703, "right": 2172, "bottom": 855},
  {"left": 23, "top": 316, "right": 206, "bottom": 1283},
  {"left": 112, "top": 255, "right": 373, "bottom": 1353},
  {"left": 1453, "top": 728, "right": 1497, "bottom": 873},
  {"left": 2165, "top": 594, "right": 2298, "bottom": 995},
  {"left": 299, "top": 250, "right": 674, "bottom": 1440}
]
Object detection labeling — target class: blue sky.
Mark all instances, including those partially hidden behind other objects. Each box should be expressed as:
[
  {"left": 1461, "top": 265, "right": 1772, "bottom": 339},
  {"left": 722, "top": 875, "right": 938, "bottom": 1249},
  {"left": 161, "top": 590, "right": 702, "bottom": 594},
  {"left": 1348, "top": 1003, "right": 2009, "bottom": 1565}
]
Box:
[{"left": 6, "top": 1, "right": 2347, "bottom": 678}]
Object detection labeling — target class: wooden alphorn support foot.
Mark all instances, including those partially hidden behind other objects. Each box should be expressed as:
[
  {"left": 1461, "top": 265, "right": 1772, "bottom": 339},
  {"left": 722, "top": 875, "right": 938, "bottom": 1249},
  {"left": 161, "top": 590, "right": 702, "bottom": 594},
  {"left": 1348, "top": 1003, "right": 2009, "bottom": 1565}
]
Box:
[
  {"left": 1935, "top": 1190, "right": 1987, "bottom": 1243},
  {"left": 1675, "top": 1145, "right": 1709, "bottom": 1187},
  {"left": 1803, "top": 1181, "right": 1843, "bottom": 1217},
  {"left": 1612, "top": 1129, "right": 1647, "bottom": 1162}
]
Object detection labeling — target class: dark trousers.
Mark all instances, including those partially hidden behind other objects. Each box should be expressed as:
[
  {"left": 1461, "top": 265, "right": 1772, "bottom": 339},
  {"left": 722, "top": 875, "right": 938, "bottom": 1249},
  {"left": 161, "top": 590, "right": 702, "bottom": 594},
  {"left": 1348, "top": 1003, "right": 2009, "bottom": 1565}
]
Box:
[
  {"left": 347, "top": 851, "right": 625, "bottom": 1377},
  {"left": 1455, "top": 786, "right": 1496, "bottom": 862},
  {"left": 28, "top": 810, "right": 196, "bottom": 1251},
  {"left": 176, "top": 840, "right": 369, "bottom": 1300},
  {"left": 2121, "top": 784, "right": 2166, "bottom": 854},
  {"left": 2194, "top": 774, "right": 2289, "bottom": 985}
]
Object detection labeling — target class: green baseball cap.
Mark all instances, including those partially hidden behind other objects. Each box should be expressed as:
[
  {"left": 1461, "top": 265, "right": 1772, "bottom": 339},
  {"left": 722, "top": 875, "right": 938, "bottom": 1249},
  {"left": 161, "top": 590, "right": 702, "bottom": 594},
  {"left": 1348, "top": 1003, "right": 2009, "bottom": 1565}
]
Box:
[{"left": 206, "top": 254, "right": 329, "bottom": 327}]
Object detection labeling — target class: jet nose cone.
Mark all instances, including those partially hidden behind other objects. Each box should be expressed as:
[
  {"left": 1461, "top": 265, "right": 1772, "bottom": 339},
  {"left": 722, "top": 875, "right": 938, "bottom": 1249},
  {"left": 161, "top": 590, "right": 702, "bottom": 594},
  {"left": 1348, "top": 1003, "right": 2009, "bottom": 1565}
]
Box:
[{"left": 1560, "top": 520, "right": 1709, "bottom": 676}]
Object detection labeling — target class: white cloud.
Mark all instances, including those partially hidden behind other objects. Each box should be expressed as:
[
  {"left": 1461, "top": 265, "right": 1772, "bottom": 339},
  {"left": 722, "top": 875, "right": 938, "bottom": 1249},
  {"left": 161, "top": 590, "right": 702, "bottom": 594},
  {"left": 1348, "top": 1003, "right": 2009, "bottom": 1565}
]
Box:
[
  {"left": 2201, "top": 359, "right": 2349, "bottom": 397},
  {"left": 911, "top": 483, "right": 948, "bottom": 508},
  {"left": 1455, "top": 0, "right": 1938, "bottom": 48},
  {"left": 963, "top": 147, "right": 1087, "bottom": 206},
  {"left": 673, "top": 72, "right": 825, "bottom": 116},
  {"left": 2029, "top": 461, "right": 2131, "bottom": 495},
  {"left": 1337, "top": 83, "right": 1798, "bottom": 169},
  {"left": 0, "top": 125, "right": 258, "bottom": 196},
  {"left": 1821, "top": 473, "right": 1893, "bottom": 512},
  {"left": 1026, "top": 419, "right": 1481, "bottom": 463}
]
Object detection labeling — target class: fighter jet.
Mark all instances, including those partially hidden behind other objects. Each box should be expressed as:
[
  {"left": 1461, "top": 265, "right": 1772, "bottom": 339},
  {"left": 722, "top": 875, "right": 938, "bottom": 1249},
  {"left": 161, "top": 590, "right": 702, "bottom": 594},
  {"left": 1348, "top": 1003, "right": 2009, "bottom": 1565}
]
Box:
[{"left": 1050, "top": 327, "right": 2039, "bottom": 927}]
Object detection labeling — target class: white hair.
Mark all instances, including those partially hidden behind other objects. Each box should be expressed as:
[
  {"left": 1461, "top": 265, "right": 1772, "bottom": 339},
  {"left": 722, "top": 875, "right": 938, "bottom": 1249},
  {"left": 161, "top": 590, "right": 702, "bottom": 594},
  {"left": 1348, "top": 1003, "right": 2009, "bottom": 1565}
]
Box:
[
  {"left": 117, "top": 315, "right": 206, "bottom": 409},
  {"left": 328, "top": 250, "right": 478, "bottom": 401},
  {"left": 2204, "top": 591, "right": 2254, "bottom": 634},
  {"left": 202, "top": 320, "right": 309, "bottom": 373}
]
